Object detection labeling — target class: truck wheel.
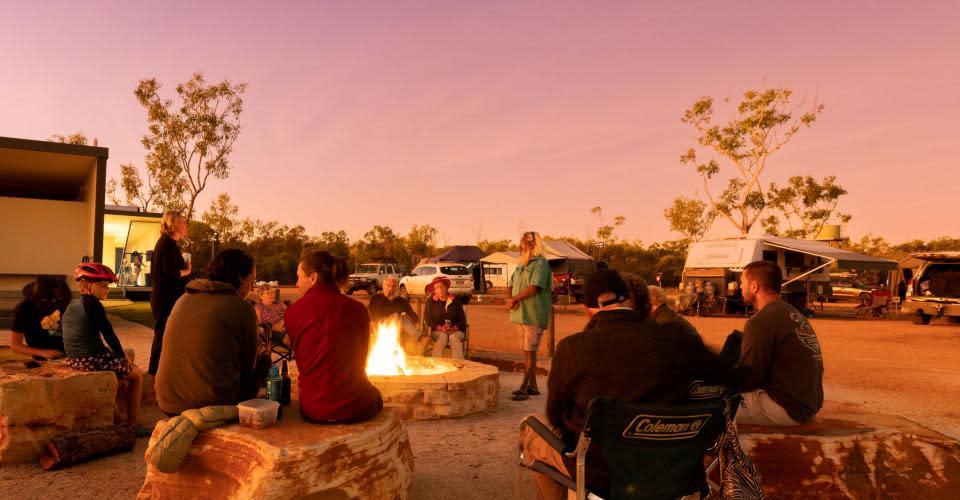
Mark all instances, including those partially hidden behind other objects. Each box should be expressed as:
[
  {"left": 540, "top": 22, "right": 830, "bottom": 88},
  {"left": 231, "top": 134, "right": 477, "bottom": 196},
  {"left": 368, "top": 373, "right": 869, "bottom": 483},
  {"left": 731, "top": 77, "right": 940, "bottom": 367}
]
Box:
[
  {"left": 914, "top": 311, "right": 932, "bottom": 325},
  {"left": 398, "top": 285, "right": 408, "bottom": 299},
  {"left": 367, "top": 284, "right": 378, "bottom": 296},
  {"left": 947, "top": 316, "right": 960, "bottom": 324},
  {"left": 858, "top": 292, "right": 871, "bottom": 304}
]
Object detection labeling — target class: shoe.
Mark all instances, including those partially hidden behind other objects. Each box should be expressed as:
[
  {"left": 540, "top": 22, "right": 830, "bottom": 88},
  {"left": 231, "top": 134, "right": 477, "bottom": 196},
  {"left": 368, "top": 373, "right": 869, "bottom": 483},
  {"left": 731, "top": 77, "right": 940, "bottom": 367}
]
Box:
[
  {"left": 527, "top": 388, "right": 541, "bottom": 396},
  {"left": 511, "top": 392, "right": 530, "bottom": 401},
  {"left": 135, "top": 423, "right": 156, "bottom": 438},
  {"left": 512, "top": 388, "right": 528, "bottom": 396}
]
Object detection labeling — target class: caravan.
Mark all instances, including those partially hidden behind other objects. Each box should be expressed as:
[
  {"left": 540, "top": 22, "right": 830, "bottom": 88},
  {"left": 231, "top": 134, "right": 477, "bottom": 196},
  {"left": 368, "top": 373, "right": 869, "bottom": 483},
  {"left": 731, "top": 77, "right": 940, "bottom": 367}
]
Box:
[{"left": 682, "top": 236, "right": 897, "bottom": 313}]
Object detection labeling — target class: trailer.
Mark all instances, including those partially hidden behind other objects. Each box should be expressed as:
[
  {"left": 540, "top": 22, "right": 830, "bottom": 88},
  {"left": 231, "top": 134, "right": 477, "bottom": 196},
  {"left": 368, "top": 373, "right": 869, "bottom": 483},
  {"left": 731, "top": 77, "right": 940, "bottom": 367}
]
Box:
[{"left": 682, "top": 236, "right": 897, "bottom": 313}]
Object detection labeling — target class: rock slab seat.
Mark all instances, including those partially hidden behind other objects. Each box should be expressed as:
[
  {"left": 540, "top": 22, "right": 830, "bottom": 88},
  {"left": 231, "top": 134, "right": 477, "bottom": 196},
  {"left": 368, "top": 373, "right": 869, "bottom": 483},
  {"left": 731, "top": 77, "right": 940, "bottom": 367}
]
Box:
[
  {"left": 0, "top": 359, "right": 117, "bottom": 464},
  {"left": 138, "top": 404, "right": 414, "bottom": 500},
  {"left": 739, "top": 401, "right": 960, "bottom": 499}
]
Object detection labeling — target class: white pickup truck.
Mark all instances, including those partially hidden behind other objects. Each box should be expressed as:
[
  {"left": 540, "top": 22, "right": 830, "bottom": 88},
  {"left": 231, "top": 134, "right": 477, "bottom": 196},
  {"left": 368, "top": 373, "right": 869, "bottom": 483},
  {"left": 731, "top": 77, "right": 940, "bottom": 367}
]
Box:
[{"left": 347, "top": 262, "right": 403, "bottom": 296}]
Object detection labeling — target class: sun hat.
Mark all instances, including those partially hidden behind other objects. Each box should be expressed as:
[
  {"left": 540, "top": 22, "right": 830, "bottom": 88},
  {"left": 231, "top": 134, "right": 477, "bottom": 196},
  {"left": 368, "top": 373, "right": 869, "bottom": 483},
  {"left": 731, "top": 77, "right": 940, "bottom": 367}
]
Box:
[{"left": 425, "top": 276, "right": 452, "bottom": 296}]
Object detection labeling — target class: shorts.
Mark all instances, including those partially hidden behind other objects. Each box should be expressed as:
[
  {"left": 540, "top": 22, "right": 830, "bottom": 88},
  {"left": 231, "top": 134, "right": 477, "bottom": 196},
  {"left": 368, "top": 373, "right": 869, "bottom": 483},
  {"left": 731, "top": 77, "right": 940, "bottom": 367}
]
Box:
[
  {"left": 517, "top": 324, "right": 544, "bottom": 352},
  {"left": 65, "top": 352, "right": 133, "bottom": 377}
]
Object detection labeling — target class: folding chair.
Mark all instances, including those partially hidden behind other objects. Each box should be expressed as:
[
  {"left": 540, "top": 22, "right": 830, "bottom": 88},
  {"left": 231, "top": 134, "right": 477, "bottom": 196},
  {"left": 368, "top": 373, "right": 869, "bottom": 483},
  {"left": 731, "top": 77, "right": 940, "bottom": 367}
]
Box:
[
  {"left": 420, "top": 321, "right": 469, "bottom": 359},
  {"left": 259, "top": 323, "right": 293, "bottom": 364},
  {"left": 519, "top": 395, "right": 734, "bottom": 500}
]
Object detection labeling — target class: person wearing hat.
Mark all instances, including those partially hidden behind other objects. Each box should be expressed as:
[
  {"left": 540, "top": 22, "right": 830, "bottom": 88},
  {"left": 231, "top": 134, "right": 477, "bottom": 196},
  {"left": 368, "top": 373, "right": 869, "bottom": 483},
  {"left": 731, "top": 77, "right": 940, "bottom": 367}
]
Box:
[
  {"left": 506, "top": 231, "right": 553, "bottom": 401},
  {"left": 423, "top": 276, "right": 467, "bottom": 359},
  {"left": 519, "top": 269, "right": 732, "bottom": 499}
]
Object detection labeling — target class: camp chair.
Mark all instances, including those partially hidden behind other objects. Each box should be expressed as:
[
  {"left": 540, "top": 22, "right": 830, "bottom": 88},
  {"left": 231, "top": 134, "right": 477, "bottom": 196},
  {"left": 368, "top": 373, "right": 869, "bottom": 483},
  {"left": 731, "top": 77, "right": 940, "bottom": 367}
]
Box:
[
  {"left": 518, "top": 395, "right": 735, "bottom": 500},
  {"left": 259, "top": 323, "right": 293, "bottom": 364}
]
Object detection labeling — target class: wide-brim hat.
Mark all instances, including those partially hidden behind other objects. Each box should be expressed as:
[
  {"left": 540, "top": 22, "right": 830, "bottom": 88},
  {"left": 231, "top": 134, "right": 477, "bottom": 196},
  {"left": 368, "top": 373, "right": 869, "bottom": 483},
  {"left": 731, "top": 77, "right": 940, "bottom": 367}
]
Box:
[{"left": 425, "top": 276, "right": 452, "bottom": 296}]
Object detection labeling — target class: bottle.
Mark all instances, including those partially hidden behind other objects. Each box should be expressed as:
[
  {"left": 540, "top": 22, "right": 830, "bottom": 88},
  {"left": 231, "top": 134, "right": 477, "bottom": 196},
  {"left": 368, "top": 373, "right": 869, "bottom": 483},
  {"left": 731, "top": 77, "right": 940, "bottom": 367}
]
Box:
[
  {"left": 280, "top": 360, "right": 291, "bottom": 406},
  {"left": 266, "top": 365, "right": 283, "bottom": 420}
]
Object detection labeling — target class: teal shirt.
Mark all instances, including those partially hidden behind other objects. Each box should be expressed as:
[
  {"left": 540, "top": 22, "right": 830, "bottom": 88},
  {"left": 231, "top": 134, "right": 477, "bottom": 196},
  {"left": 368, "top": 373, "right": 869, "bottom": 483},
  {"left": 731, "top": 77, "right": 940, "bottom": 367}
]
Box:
[{"left": 510, "top": 255, "right": 553, "bottom": 328}]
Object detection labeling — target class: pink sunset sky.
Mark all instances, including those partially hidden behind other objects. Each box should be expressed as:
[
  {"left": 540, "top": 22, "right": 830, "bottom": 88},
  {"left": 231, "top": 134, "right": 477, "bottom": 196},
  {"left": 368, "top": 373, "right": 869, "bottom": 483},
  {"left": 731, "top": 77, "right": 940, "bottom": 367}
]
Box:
[{"left": 2, "top": 1, "right": 958, "bottom": 245}]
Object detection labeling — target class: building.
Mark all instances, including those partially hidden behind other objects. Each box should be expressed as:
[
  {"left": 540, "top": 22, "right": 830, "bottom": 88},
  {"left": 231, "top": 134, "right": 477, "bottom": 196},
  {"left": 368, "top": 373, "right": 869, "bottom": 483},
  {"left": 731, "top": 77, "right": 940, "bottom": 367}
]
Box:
[{"left": 0, "top": 136, "right": 108, "bottom": 326}]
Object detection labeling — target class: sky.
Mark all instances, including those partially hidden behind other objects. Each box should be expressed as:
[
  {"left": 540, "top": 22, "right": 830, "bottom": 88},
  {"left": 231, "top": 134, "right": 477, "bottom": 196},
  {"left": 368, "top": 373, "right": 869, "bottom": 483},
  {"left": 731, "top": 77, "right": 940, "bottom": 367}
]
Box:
[{"left": 2, "top": 1, "right": 959, "bottom": 246}]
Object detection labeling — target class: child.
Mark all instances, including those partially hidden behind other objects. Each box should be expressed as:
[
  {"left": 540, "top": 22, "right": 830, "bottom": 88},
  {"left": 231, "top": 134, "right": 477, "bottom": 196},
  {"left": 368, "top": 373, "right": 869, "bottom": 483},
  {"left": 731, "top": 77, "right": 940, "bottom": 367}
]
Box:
[{"left": 62, "top": 263, "right": 149, "bottom": 436}]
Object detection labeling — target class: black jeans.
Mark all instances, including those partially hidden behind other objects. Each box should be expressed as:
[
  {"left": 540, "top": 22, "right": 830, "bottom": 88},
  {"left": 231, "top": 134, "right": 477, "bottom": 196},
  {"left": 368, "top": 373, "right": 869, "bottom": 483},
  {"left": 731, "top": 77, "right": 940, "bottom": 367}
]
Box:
[{"left": 148, "top": 308, "right": 172, "bottom": 375}]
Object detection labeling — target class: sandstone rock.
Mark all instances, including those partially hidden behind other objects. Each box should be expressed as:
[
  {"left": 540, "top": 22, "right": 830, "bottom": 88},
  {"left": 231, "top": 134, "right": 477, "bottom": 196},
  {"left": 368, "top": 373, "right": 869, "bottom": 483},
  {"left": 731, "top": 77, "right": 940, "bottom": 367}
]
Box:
[
  {"left": 0, "top": 359, "right": 117, "bottom": 464},
  {"left": 370, "top": 358, "right": 499, "bottom": 420},
  {"left": 739, "top": 401, "right": 960, "bottom": 499},
  {"left": 138, "top": 405, "right": 414, "bottom": 500}
]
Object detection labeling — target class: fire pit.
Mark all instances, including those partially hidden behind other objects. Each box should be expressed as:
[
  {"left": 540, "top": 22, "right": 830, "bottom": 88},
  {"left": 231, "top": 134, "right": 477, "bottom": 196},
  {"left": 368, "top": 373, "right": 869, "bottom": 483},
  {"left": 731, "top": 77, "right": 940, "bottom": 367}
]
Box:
[{"left": 364, "top": 322, "right": 499, "bottom": 420}]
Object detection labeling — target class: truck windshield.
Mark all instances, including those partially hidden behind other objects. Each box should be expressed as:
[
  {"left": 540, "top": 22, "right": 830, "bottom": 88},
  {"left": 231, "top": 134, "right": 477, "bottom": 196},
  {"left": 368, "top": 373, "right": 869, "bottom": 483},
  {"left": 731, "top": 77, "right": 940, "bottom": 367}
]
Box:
[{"left": 358, "top": 265, "right": 379, "bottom": 273}]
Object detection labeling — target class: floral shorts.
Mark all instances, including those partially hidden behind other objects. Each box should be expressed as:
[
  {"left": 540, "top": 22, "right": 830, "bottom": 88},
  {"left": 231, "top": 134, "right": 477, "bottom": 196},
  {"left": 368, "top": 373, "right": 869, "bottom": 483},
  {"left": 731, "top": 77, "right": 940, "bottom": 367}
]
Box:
[{"left": 65, "top": 352, "right": 132, "bottom": 377}]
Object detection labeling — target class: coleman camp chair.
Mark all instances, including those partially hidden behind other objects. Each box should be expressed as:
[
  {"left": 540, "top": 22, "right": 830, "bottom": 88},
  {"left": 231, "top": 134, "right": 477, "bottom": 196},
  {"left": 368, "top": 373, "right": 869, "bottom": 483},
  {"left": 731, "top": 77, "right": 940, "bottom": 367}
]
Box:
[{"left": 519, "top": 395, "right": 733, "bottom": 500}]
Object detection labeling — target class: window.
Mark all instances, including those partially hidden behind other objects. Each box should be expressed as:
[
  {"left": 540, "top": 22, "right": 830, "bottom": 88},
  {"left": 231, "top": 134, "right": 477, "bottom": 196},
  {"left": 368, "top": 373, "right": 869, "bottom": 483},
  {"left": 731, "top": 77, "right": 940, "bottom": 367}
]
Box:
[
  {"left": 440, "top": 265, "right": 469, "bottom": 275},
  {"left": 418, "top": 266, "right": 437, "bottom": 276}
]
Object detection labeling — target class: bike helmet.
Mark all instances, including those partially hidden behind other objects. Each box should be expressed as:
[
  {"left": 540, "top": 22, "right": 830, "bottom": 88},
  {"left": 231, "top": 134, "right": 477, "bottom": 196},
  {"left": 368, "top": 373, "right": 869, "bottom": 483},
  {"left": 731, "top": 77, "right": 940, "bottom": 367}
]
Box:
[{"left": 75, "top": 262, "right": 119, "bottom": 283}]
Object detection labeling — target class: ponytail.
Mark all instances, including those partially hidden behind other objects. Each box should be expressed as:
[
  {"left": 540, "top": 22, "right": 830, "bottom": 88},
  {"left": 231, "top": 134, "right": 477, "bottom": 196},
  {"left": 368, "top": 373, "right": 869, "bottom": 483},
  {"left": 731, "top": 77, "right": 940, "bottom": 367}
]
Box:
[{"left": 299, "top": 250, "right": 349, "bottom": 287}]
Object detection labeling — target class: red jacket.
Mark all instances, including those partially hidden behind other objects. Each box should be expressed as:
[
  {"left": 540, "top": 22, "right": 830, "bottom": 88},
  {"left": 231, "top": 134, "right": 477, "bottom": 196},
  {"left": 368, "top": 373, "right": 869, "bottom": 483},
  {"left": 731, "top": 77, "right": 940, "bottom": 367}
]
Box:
[{"left": 284, "top": 284, "right": 379, "bottom": 422}]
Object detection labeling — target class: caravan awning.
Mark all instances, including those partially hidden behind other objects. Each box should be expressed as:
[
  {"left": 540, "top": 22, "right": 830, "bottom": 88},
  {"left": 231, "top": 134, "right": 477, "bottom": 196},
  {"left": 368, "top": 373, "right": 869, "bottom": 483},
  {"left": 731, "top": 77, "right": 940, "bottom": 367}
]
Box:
[{"left": 762, "top": 237, "right": 897, "bottom": 271}]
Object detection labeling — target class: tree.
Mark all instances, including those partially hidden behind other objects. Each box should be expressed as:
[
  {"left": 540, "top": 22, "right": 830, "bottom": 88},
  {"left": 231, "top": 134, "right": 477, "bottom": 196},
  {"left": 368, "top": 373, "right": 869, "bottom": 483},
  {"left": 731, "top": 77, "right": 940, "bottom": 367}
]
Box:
[
  {"left": 314, "top": 230, "right": 351, "bottom": 259},
  {"left": 135, "top": 72, "right": 247, "bottom": 222},
  {"left": 50, "top": 132, "right": 89, "bottom": 145},
  {"left": 590, "top": 206, "right": 625, "bottom": 260},
  {"left": 680, "top": 86, "right": 825, "bottom": 234},
  {"left": 201, "top": 193, "right": 239, "bottom": 242},
  {"left": 406, "top": 225, "right": 438, "bottom": 265},
  {"left": 105, "top": 179, "right": 122, "bottom": 205},
  {"left": 664, "top": 196, "right": 715, "bottom": 242},
  {"left": 761, "top": 175, "right": 851, "bottom": 238}
]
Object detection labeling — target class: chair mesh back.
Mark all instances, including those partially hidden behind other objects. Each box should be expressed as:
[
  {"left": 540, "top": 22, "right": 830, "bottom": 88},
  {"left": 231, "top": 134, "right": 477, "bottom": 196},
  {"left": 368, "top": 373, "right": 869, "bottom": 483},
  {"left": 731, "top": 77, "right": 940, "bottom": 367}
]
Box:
[{"left": 584, "top": 397, "right": 726, "bottom": 500}]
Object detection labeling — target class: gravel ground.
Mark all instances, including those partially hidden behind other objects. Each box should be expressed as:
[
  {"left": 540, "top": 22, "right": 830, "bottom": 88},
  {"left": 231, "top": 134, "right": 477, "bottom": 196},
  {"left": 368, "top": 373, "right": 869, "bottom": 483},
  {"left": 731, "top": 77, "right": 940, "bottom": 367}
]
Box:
[{"left": 2, "top": 302, "right": 959, "bottom": 499}]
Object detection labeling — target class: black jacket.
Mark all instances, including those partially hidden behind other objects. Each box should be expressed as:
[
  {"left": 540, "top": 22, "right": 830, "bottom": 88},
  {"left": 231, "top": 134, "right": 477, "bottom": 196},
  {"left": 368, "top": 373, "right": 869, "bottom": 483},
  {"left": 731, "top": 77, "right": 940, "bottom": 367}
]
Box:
[
  {"left": 424, "top": 295, "right": 466, "bottom": 332},
  {"left": 150, "top": 233, "right": 188, "bottom": 315}
]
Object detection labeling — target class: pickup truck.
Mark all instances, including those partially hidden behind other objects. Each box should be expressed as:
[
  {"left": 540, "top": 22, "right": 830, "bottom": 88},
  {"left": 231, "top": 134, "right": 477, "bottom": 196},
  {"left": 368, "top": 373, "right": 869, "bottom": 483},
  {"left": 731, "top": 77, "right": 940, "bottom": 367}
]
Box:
[{"left": 347, "top": 262, "right": 403, "bottom": 296}]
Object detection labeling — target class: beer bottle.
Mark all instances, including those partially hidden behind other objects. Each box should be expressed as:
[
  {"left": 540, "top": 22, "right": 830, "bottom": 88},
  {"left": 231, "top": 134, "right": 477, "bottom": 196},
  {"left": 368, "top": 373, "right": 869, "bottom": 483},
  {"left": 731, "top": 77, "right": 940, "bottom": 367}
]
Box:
[{"left": 280, "top": 360, "right": 292, "bottom": 406}]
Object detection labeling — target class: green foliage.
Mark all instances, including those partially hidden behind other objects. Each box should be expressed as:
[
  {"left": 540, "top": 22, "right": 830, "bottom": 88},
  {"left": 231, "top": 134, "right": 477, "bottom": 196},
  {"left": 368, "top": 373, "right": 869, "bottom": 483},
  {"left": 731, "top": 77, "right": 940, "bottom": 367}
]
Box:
[
  {"left": 50, "top": 132, "right": 89, "bottom": 145},
  {"left": 761, "top": 175, "right": 851, "bottom": 238},
  {"left": 201, "top": 193, "right": 239, "bottom": 242},
  {"left": 135, "top": 72, "right": 247, "bottom": 222},
  {"left": 477, "top": 239, "right": 516, "bottom": 254},
  {"left": 845, "top": 235, "right": 960, "bottom": 260},
  {"left": 680, "top": 86, "right": 825, "bottom": 234},
  {"left": 664, "top": 196, "right": 715, "bottom": 242}
]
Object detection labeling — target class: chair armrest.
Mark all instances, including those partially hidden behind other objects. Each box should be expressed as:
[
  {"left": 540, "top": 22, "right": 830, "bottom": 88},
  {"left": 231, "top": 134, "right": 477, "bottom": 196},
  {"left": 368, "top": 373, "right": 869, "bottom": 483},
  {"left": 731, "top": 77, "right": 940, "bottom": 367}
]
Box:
[
  {"left": 520, "top": 415, "right": 569, "bottom": 454},
  {"left": 530, "top": 460, "right": 577, "bottom": 491}
]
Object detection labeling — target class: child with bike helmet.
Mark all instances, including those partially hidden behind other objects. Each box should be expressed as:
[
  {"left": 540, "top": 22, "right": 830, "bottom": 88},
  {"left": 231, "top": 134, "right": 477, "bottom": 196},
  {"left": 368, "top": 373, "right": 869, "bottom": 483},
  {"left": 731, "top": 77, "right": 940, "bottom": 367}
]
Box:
[{"left": 63, "top": 262, "right": 148, "bottom": 434}]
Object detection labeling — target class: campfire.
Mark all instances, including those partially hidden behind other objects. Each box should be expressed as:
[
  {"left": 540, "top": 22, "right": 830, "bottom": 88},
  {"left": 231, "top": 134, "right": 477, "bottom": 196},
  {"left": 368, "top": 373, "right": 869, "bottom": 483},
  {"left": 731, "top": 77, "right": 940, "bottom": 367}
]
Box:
[{"left": 365, "top": 320, "right": 454, "bottom": 377}]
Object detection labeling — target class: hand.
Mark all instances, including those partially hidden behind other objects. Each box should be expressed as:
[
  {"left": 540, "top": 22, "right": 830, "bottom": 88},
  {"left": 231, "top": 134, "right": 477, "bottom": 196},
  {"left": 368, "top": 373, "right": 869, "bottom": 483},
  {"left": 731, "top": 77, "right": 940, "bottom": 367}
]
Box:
[
  {"left": 43, "top": 349, "right": 65, "bottom": 359},
  {"left": 505, "top": 298, "right": 515, "bottom": 310}
]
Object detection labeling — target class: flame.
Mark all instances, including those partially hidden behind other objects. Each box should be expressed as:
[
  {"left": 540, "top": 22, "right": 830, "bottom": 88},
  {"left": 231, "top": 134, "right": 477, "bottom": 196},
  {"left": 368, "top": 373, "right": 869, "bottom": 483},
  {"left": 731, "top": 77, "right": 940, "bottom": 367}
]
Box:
[{"left": 366, "top": 320, "right": 412, "bottom": 376}]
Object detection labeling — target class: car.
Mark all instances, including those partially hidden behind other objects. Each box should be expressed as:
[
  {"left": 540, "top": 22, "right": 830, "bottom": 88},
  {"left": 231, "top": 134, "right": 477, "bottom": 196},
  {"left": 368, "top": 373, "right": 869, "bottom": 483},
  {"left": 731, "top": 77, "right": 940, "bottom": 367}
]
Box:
[
  {"left": 828, "top": 278, "right": 873, "bottom": 303},
  {"left": 903, "top": 252, "right": 960, "bottom": 325},
  {"left": 399, "top": 262, "right": 474, "bottom": 299},
  {"left": 347, "top": 261, "right": 403, "bottom": 295}
]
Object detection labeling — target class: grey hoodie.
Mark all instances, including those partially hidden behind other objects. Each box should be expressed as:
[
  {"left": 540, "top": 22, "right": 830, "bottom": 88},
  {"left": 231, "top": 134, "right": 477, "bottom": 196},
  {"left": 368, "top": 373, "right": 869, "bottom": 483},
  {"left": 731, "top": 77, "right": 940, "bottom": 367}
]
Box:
[{"left": 155, "top": 279, "right": 260, "bottom": 415}]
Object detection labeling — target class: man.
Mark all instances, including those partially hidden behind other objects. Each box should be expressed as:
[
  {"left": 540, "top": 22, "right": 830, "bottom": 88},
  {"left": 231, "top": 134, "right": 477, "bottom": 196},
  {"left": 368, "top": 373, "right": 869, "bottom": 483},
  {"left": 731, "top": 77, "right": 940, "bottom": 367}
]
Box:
[
  {"left": 367, "top": 277, "right": 423, "bottom": 353},
  {"left": 648, "top": 285, "right": 701, "bottom": 339},
  {"left": 506, "top": 231, "right": 552, "bottom": 401},
  {"left": 520, "top": 270, "right": 732, "bottom": 499},
  {"left": 736, "top": 260, "right": 824, "bottom": 426}
]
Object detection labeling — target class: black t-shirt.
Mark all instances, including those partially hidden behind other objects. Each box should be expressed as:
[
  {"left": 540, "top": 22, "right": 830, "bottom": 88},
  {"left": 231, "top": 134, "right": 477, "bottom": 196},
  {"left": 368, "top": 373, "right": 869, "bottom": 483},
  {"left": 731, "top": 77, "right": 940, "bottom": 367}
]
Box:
[
  {"left": 12, "top": 299, "right": 65, "bottom": 353},
  {"left": 367, "top": 294, "right": 419, "bottom": 324},
  {"left": 150, "top": 233, "right": 188, "bottom": 313}
]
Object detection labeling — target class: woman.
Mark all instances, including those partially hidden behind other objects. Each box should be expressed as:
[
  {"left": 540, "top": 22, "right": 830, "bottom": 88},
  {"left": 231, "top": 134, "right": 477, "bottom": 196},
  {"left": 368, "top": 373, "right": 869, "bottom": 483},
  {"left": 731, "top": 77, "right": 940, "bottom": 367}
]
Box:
[
  {"left": 284, "top": 250, "right": 382, "bottom": 424},
  {"left": 155, "top": 249, "right": 264, "bottom": 415},
  {"left": 148, "top": 211, "right": 192, "bottom": 378},
  {"left": 255, "top": 283, "right": 288, "bottom": 348},
  {"left": 423, "top": 276, "right": 467, "bottom": 359},
  {"left": 10, "top": 276, "right": 71, "bottom": 360}
]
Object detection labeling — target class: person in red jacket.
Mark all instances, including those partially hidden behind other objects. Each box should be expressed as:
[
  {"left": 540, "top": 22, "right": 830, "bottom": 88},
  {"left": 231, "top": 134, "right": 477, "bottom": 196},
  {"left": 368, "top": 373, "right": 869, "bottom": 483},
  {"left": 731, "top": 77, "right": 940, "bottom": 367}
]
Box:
[{"left": 284, "top": 250, "right": 382, "bottom": 424}]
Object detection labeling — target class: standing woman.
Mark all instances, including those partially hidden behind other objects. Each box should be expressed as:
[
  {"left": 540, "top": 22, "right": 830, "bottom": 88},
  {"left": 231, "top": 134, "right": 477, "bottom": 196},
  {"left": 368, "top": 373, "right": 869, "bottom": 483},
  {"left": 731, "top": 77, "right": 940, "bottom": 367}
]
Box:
[
  {"left": 284, "top": 251, "right": 382, "bottom": 424},
  {"left": 148, "top": 211, "right": 191, "bottom": 381}
]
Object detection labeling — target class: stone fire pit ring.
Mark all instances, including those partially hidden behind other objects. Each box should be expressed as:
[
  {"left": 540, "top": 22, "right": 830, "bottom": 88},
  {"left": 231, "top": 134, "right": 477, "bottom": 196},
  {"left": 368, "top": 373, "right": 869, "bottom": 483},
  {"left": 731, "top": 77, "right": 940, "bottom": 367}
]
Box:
[{"left": 369, "top": 357, "right": 499, "bottom": 420}]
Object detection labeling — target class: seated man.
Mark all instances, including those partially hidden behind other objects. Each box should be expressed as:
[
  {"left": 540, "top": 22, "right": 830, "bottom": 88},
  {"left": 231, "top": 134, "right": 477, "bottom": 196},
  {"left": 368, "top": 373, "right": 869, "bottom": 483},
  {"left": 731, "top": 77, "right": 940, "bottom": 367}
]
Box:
[
  {"left": 520, "top": 270, "right": 733, "bottom": 499},
  {"left": 156, "top": 249, "right": 266, "bottom": 415},
  {"left": 736, "top": 260, "right": 824, "bottom": 426},
  {"left": 367, "top": 277, "right": 422, "bottom": 352},
  {"left": 648, "top": 284, "right": 701, "bottom": 340}
]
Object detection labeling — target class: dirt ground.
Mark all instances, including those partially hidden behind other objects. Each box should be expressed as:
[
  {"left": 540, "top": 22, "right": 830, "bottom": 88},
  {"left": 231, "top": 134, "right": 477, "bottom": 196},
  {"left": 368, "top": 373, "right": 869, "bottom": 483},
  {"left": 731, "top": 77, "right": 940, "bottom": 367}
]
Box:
[{"left": 2, "top": 301, "right": 960, "bottom": 499}]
